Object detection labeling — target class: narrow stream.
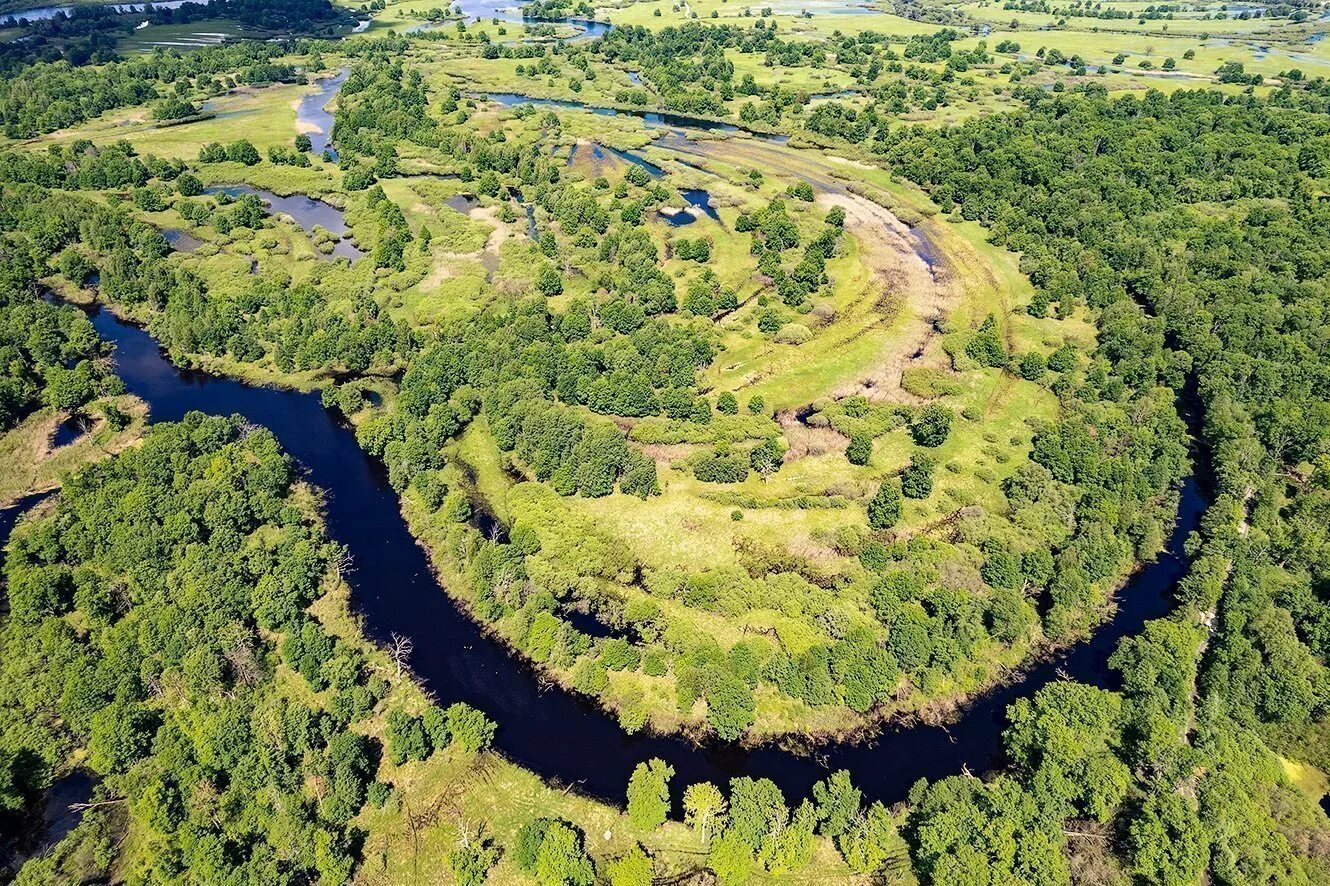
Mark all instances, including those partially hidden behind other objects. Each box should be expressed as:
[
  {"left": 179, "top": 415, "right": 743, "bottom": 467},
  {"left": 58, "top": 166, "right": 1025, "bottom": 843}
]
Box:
[
  {"left": 296, "top": 68, "right": 349, "bottom": 160},
  {"left": 21, "top": 303, "right": 1205, "bottom": 809}
]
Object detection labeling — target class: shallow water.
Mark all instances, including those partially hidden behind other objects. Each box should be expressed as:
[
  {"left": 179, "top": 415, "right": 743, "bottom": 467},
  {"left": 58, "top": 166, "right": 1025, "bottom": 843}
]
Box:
[
  {"left": 443, "top": 193, "right": 481, "bottom": 214},
  {"left": 604, "top": 144, "right": 665, "bottom": 176},
  {"left": 682, "top": 187, "right": 720, "bottom": 222},
  {"left": 163, "top": 228, "right": 204, "bottom": 252},
  {"left": 479, "top": 92, "right": 783, "bottom": 141},
  {"left": 296, "top": 68, "right": 348, "bottom": 160},
  {"left": 659, "top": 207, "right": 696, "bottom": 226},
  {"left": 50, "top": 415, "right": 87, "bottom": 447},
  {"left": 4, "top": 0, "right": 212, "bottom": 23}
]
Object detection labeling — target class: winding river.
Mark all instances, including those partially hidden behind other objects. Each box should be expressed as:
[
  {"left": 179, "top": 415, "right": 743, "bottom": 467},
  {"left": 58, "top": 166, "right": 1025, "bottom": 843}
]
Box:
[
  {"left": 0, "top": 302, "right": 1206, "bottom": 809},
  {"left": 0, "top": 16, "right": 1209, "bottom": 813}
]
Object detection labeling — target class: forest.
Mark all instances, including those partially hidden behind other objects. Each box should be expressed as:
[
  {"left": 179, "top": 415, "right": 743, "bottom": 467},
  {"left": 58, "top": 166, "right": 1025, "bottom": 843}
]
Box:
[{"left": 0, "top": 0, "right": 1329, "bottom": 882}]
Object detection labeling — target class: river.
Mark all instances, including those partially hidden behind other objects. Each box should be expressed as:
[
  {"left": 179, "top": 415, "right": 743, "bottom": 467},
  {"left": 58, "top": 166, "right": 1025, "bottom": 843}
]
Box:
[
  {"left": 2, "top": 0, "right": 212, "bottom": 23},
  {"left": 0, "top": 302, "right": 1204, "bottom": 809},
  {"left": 296, "top": 68, "right": 348, "bottom": 160}
]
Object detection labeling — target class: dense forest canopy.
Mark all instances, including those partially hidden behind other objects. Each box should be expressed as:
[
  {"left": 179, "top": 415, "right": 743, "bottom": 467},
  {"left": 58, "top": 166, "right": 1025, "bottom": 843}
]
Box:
[{"left": 0, "top": 414, "right": 494, "bottom": 883}]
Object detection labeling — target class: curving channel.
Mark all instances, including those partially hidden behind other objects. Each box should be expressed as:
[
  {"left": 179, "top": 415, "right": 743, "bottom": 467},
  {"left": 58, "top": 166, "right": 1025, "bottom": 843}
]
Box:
[
  {"left": 0, "top": 301, "right": 1206, "bottom": 809},
  {"left": 0, "top": 32, "right": 1207, "bottom": 812}
]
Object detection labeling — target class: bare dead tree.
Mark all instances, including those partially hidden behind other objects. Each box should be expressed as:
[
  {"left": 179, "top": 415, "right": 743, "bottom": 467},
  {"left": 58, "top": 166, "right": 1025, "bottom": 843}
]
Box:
[
  {"left": 329, "top": 544, "right": 354, "bottom": 580},
  {"left": 388, "top": 632, "right": 414, "bottom": 679}
]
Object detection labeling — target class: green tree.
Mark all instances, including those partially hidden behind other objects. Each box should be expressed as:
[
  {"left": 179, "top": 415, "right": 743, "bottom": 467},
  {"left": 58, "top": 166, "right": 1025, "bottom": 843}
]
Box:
[
  {"left": 836, "top": 801, "right": 906, "bottom": 875},
  {"left": 910, "top": 405, "right": 953, "bottom": 447},
  {"left": 1127, "top": 788, "right": 1208, "bottom": 886},
  {"left": 965, "top": 314, "right": 1006, "bottom": 367},
  {"left": 846, "top": 432, "right": 872, "bottom": 466},
  {"left": 684, "top": 781, "right": 727, "bottom": 843},
  {"left": 709, "top": 828, "right": 755, "bottom": 886},
  {"left": 749, "top": 436, "right": 783, "bottom": 478},
  {"left": 867, "top": 481, "right": 902, "bottom": 530},
  {"left": 900, "top": 453, "right": 935, "bottom": 499},
  {"left": 534, "top": 821, "right": 595, "bottom": 886},
  {"left": 606, "top": 843, "right": 653, "bottom": 886},
  {"left": 446, "top": 703, "right": 496, "bottom": 752},
  {"left": 811, "top": 770, "right": 861, "bottom": 838},
  {"left": 225, "top": 139, "right": 261, "bottom": 165},
  {"left": 537, "top": 265, "right": 564, "bottom": 296}
]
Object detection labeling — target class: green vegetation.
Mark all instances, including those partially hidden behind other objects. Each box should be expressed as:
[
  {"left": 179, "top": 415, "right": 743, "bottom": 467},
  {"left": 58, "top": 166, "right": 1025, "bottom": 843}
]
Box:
[
  {"left": 2, "top": 0, "right": 1330, "bottom": 882},
  {"left": 1, "top": 414, "right": 390, "bottom": 882}
]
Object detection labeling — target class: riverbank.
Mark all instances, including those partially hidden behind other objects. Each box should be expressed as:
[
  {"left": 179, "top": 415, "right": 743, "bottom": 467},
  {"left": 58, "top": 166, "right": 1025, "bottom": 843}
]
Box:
[{"left": 60, "top": 300, "right": 1204, "bottom": 812}]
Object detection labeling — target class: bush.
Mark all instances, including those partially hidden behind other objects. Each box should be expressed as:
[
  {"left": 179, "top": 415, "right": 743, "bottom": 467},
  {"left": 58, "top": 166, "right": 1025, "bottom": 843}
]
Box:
[
  {"left": 152, "top": 97, "right": 198, "bottom": 121},
  {"left": 536, "top": 266, "right": 564, "bottom": 296},
  {"left": 846, "top": 433, "right": 872, "bottom": 466},
  {"left": 774, "top": 323, "right": 812, "bottom": 345},
  {"left": 344, "top": 166, "right": 377, "bottom": 190},
  {"left": 965, "top": 314, "right": 1006, "bottom": 367},
  {"left": 900, "top": 454, "right": 935, "bottom": 499},
  {"left": 176, "top": 172, "right": 203, "bottom": 196},
  {"left": 1018, "top": 351, "right": 1046, "bottom": 380},
  {"left": 867, "top": 482, "right": 902, "bottom": 530},
  {"left": 910, "top": 405, "right": 953, "bottom": 447},
  {"left": 694, "top": 450, "right": 750, "bottom": 483}
]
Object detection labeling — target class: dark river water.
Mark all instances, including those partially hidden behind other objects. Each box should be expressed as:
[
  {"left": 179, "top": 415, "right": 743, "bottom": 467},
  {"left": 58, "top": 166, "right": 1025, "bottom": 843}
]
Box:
[{"left": 0, "top": 304, "right": 1202, "bottom": 809}]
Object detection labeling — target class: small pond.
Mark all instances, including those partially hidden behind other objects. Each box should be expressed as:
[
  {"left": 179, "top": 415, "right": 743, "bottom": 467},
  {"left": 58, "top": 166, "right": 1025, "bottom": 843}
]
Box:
[
  {"left": 51, "top": 414, "right": 89, "bottom": 447},
  {"left": 204, "top": 185, "right": 363, "bottom": 261},
  {"left": 163, "top": 228, "right": 204, "bottom": 252}
]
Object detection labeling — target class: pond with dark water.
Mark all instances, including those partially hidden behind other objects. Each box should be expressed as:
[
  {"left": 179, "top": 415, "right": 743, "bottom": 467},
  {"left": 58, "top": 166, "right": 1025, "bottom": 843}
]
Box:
[
  {"left": 50, "top": 414, "right": 89, "bottom": 447},
  {"left": 29, "top": 301, "right": 1206, "bottom": 811},
  {"left": 479, "top": 92, "right": 789, "bottom": 141},
  {"left": 203, "top": 185, "right": 364, "bottom": 260},
  {"left": 163, "top": 228, "right": 204, "bottom": 252}
]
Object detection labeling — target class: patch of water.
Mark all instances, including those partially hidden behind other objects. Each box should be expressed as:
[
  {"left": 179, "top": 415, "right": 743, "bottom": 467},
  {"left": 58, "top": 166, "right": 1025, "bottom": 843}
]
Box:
[
  {"left": 682, "top": 188, "right": 720, "bottom": 222},
  {"left": 604, "top": 144, "right": 665, "bottom": 177},
  {"left": 443, "top": 193, "right": 480, "bottom": 214},
  {"left": 203, "top": 185, "right": 363, "bottom": 261},
  {"left": 564, "top": 608, "right": 629, "bottom": 640},
  {"left": 163, "top": 228, "right": 204, "bottom": 252},
  {"left": 296, "top": 68, "right": 348, "bottom": 160},
  {"left": 51, "top": 414, "right": 88, "bottom": 447},
  {"left": 479, "top": 92, "right": 780, "bottom": 140},
  {"left": 0, "top": 769, "right": 95, "bottom": 873},
  {"left": 660, "top": 207, "right": 696, "bottom": 226}
]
